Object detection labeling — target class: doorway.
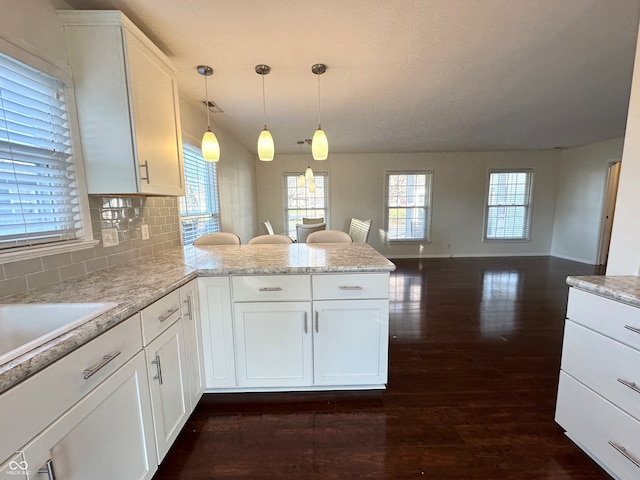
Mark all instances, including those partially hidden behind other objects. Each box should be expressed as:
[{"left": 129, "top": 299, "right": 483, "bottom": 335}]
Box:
[{"left": 596, "top": 160, "right": 621, "bottom": 265}]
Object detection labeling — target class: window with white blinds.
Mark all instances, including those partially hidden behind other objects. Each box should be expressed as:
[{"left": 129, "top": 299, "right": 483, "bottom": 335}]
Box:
[
  {"left": 385, "top": 171, "right": 433, "bottom": 241},
  {"left": 0, "top": 52, "right": 82, "bottom": 251},
  {"left": 485, "top": 170, "right": 534, "bottom": 241},
  {"left": 179, "top": 142, "right": 220, "bottom": 245}
]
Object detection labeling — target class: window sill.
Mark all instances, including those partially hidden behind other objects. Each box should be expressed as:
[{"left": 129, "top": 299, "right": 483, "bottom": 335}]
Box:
[
  {"left": 482, "top": 238, "right": 531, "bottom": 243},
  {"left": 0, "top": 239, "right": 100, "bottom": 265}
]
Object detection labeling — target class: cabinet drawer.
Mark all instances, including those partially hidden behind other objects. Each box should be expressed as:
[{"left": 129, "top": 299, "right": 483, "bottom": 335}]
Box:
[
  {"left": 140, "top": 290, "right": 182, "bottom": 346},
  {"left": 312, "top": 273, "right": 389, "bottom": 300},
  {"left": 232, "top": 275, "right": 311, "bottom": 302},
  {"left": 0, "top": 314, "right": 142, "bottom": 465},
  {"left": 567, "top": 288, "right": 640, "bottom": 351},
  {"left": 556, "top": 372, "right": 640, "bottom": 480},
  {"left": 561, "top": 320, "right": 640, "bottom": 421}
]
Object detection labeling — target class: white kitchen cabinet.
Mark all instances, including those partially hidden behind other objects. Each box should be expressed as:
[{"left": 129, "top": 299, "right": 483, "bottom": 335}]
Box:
[
  {"left": 233, "top": 302, "right": 313, "bottom": 388},
  {"left": 144, "top": 320, "right": 189, "bottom": 462},
  {"left": 22, "top": 351, "right": 157, "bottom": 480},
  {"left": 58, "top": 10, "right": 184, "bottom": 196},
  {"left": 555, "top": 287, "right": 640, "bottom": 479},
  {"left": 180, "top": 279, "right": 205, "bottom": 411},
  {"left": 313, "top": 299, "right": 389, "bottom": 386},
  {"left": 198, "top": 277, "right": 236, "bottom": 389}
]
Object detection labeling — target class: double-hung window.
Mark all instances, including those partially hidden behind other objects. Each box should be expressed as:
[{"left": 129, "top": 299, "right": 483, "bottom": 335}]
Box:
[
  {"left": 283, "top": 172, "right": 328, "bottom": 240},
  {"left": 385, "top": 171, "right": 433, "bottom": 242},
  {"left": 484, "top": 170, "right": 534, "bottom": 241},
  {"left": 179, "top": 142, "right": 220, "bottom": 245},
  {"left": 0, "top": 51, "right": 88, "bottom": 254}
]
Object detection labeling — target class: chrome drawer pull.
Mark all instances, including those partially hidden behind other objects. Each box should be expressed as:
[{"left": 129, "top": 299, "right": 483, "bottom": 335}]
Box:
[
  {"left": 259, "top": 287, "right": 282, "bottom": 292},
  {"left": 37, "top": 459, "right": 56, "bottom": 480},
  {"left": 617, "top": 378, "right": 640, "bottom": 394},
  {"left": 158, "top": 306, "right": 180, "bottom": 323},
  {"left": 183, "top": 298, "right": 193, "bottom": 320},
  {"left": 152, "top": 354, "right": 163, "bottom": 385},
  {"left": 82, "top": 351, "right": 121, "bottom": 380},
  {"left": 608, "top": 441, "right": 640, "bottom": 469},
  {"left": 339, "top": 285, "right": 363, "bottom": 291},
  {"left": 315, "top": 311, "right": 319, "bottom": 333},
  {"left": 304, "top": 312, "right": 308, "bottom": 334},
  {"left": 624, "top": 324, "right": 640, "bottom": 335}
]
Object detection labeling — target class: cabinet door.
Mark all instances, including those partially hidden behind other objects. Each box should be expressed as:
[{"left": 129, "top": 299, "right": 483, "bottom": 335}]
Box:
[
  {"left": 234, "top": 302, "right": 313, "bottom": 388},
  {"left": 22, "top": 352, "right": 157, "bottom": 480},
  {"left": 199, "top": 277, "right": 236, "bottom": 389},
  {"left": 313, "top": 299, "right": 389, "bottom": 386},
  {"left": 180, "top": 280, "right": 205, "bottom": 411},
  {"left": 125, "top": 31, "right": 184, "bottom": 196},
  {"left": 145, "top": 321, "right": 189, "bottom": 461}
]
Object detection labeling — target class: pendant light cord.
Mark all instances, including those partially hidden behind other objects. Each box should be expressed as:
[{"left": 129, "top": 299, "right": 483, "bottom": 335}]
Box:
[
  {"left": 262, "top": 74, "right": 267, "bottom": 129},
  {"left": 204, "top": 75, "right": 211, "bottom": 129},
  {"left": 316, "top": 74, "right": 322, "bottom": 128}
]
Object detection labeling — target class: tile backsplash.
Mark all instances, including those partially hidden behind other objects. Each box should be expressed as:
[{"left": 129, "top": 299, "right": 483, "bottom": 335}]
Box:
[{"left": 0, "top": 195, "right": 182, "bottom": 297}]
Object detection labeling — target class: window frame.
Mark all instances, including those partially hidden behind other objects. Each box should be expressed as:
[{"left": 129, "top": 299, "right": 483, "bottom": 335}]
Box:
[
  {"left": 179, "top": 138, "right": 221, "bottom": 245},
  {"left": 0, "top": 38, "right": 95, "bottom": 264},
  {"left": 283, "top": 171, "right": 329, "bottom": 241},
  {"left": 483, "top": 169, "right": 535, "bottom": 242},
  {"left": 384, "top": 170, "right": 433, "bottom": 243}
]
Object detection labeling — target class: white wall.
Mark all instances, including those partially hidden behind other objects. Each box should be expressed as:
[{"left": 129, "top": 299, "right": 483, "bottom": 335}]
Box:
[
  {"left": 551, "top": 138, "right": 624, "bottom": 264},
  {"left": 178, "top": 98, "right": 257, "bottom": 244},
  {"left": 256, "top": 150, "right": 561, "bottom": 258},
  {"left": 608, "top": 18, "right": 640, "bottom": 274}
]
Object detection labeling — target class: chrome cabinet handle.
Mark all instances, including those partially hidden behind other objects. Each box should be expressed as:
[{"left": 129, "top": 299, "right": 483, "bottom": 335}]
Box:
[
  {"left": 38, "top": 459, "right": 56, "bottom": 479},
  {"left": 624, "top": 324, "right": 640, "bottom": 335},
  {"left": 82, "top": 351, "right": 121, "bottom": 380},
  {"left": 315, "top": 311, "right": 319, "bottom": 333},
  {"left": 304, "top": 312, "right": 308, "bottom": 334},
  {"left": 140, "top": 160, "right": 150, "bottom": 183},
  {"left": 259, "top": 287, "right": 282, "bottom": 292},
  {"left": 609, "top": 441, "right": 640, "bottom": 469},
  {"left": 158, "top": 306, "right": 180, "bottom": 323},
  {"left": 339, "top": 285, "right": 363, "bottom": 291},
  {"left": 183, "top": 297, "right": 193, "bottom": 320},
  {"left": 617, "top": 377, "right": 640, "bottom": 394},
  {"left": 152, "top": 354, "right": 163, "bottom": 385}
]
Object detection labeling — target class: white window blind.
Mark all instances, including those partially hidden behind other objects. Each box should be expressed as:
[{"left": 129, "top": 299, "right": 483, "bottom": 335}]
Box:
[
  {"left": 179, "top": 142, "right": 220, "bottom": 245},
  {"left": 283, "top": 173, "right": 328, "bottom": 240},
  {"left": 0, "top": 53, "right": 81, "bottom": 251},
  {"left": 386, "top": 171, "right": 432, "bottom": 241},
  {"left": 485, "top": 170, "right": 534, "bottom": 240}
]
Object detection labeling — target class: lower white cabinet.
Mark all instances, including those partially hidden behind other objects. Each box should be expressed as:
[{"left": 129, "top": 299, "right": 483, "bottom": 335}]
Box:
[
  {"left": 180, "top": 279, "right": 205, "bottom": 411},
  {"left": 22, "top": 351, "right": 157, "bottom": 480},
  {"left": 145, "top": 320, "right": 189, "bottom": 462},
  {"left": 313, "top": 299, "right": 389, "bottom": 385},
  {"left": 233, "top": 302, "right": 313, "bottom": 388}
]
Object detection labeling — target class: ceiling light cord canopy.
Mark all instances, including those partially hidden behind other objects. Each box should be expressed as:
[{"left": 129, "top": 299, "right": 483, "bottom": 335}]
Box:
[
  {"left": 256, "top": 64, "right": 275, "bottom": 161},
  {"left": 197, "top": 65, "right": 220, "bottom": 162},
  {"left": 311, "top": 63, "right": 328, "bottom": 161}
]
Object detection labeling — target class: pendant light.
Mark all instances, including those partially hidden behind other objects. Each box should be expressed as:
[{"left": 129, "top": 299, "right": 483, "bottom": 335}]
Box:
[
  {"left": 296, "top": 141, "right": 305, "bottom": 187},
  {"left": 311, "top": 63, "right": 328, "bottom": 160},
  {"left": 197, "top": 65, "right": 220, "bottom": 162},
  {"left": 256, "top": 64, "right": 274, "bottom": 161}
]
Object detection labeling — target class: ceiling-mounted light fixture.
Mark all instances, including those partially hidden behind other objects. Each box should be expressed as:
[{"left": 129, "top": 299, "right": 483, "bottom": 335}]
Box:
[
  {"left": 256, "top": 64, "right": 274, "bottom": 161},
  {"left": 197, "top": 65, "right": 220, "bottom": 162},
  {"left": 311, "top": 63, "right": 328, "bottom": 160}
]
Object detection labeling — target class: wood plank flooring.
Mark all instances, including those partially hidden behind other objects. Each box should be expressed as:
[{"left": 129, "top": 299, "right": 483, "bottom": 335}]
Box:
[{"left": 153, "top": 256, "right": 610, "bottom": 479}]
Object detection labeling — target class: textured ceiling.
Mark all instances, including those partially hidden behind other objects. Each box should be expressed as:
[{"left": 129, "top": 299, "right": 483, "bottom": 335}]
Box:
[{"left": 64, "top": 0, "right": 640, "bottom": 154}]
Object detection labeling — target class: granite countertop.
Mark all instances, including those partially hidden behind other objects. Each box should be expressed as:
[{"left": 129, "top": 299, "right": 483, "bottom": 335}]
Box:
[
  {"left": 0, "top": 243, "right": 395, "bottom": 393},
  {"left": 567, "top": 275, "right": 640, "bottom": 308}
]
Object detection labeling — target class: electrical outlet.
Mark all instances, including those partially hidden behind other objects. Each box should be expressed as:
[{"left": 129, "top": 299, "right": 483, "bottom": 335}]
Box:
[
  {"left": 102, "top": 228, "right": 119, "bottom": 248},
  {"left": 140, "top": 224, "right": 150, "bottom": 240}
]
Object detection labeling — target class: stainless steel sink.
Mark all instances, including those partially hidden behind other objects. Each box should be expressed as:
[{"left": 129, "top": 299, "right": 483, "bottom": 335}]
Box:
[{"left": 0, "top": 302, "right": 117, "bottom": 365}]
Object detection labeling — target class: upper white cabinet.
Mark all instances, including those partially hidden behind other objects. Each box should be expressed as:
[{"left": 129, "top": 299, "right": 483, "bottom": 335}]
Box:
[{"left": 58, "top": 10, "right": 185, "bottom": 196}]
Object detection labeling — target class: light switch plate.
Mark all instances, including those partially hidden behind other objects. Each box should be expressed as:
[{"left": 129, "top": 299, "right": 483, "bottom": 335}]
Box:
[
  {"left": 140, "top": 224, "right": 150, "bottom": 240},
  {"left": 102, "top": 228, "right": 119, "bottom": 247}
]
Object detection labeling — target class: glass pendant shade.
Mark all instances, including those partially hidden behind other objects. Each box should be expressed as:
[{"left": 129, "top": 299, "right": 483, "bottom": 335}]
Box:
[
  {"left": 202, "top": 128, "right": 220, "bottom": 162},
  {"left": 257, "top": 128, "right": 274, "bottom": 161},
  {"left": 308, "top": 179, "right": 316, "bottom": 193},
  {"left": 312, "top": 127, "right": 328, "bottom": 160},
  {"left": 305, "top": 166, "right": 314, "bottom": 182},
  {"left": 297, "top": 174, "right": 305, "bottom": 188}
]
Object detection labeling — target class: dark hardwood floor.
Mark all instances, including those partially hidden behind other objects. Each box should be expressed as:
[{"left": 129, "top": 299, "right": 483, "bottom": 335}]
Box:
[{"left": 153, "top": 256, "right": 610, "bottom": 479}]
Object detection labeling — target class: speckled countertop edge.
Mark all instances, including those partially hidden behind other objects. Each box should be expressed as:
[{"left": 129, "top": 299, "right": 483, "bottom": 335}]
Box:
[
  {"left": 566, "top": 275, "right": 640, "bottom": 309},
  {"left": 0, "top": 243, "right": 395, "bottom": 393}
]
